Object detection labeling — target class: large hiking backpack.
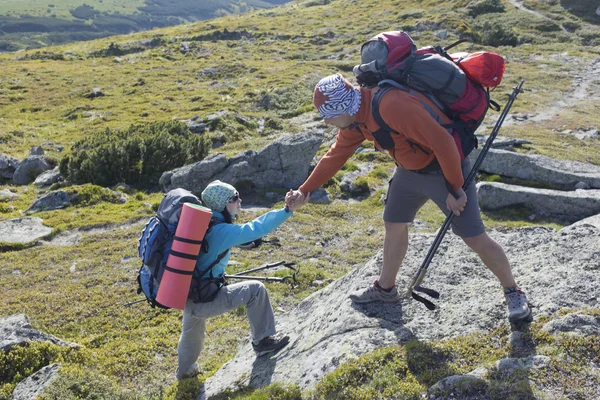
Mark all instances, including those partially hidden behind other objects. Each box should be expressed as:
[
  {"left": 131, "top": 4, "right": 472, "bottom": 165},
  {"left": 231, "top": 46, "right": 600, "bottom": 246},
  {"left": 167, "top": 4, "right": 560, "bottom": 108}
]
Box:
[
  {"left": 353, "top": 31, "right": 505, "bottom": 160},
  {"left": 137, "top": 188, "right": 205, "bottom": 309}
]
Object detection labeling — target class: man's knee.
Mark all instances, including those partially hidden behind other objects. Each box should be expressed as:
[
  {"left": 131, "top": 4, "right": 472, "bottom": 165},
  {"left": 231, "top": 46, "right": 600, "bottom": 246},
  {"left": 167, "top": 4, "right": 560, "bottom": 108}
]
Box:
[
  {"left": 462, "top": 232, "right": 490, "bottom": 251},
  {"left": 384, "top": 221, "right": 409, "bottom": 235}
]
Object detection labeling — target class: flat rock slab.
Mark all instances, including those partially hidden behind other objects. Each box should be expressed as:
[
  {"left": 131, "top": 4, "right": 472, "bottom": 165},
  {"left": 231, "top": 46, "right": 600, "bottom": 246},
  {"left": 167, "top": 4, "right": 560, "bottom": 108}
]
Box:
[
  {"left": 203, "top": 223, "right": 600, "bottom": 397},
  {"left": 0, "top": 217, "right": 52, "bottom": 244},
  {"left": 470, "top": 148, "right": 600, "bottom": 189},
  {"left": 477, "top": 182, "right": 600, "bottom": 223}
]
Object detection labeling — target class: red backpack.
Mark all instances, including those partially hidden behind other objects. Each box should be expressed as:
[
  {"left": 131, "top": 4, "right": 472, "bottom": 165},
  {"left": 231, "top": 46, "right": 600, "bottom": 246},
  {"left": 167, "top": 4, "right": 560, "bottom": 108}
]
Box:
[{"left": 353, "top": 31, "right": 504, "bottom": 160}]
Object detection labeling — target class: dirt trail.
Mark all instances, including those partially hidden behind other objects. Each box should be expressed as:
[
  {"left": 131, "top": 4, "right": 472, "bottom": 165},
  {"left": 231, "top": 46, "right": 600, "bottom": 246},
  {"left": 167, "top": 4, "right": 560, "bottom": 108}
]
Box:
[
  {"left": 498, "top": 56, "right": 600, "bottom": 126},
  {"left": 506, "top": 0, "right": 569, "bottom": 33}
]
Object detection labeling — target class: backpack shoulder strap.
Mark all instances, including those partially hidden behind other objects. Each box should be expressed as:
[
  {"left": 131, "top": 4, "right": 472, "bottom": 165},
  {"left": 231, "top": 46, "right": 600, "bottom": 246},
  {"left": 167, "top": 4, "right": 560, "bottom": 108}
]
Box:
[{"left": 370, "top": 82, "right": 407, "bottom": 150}]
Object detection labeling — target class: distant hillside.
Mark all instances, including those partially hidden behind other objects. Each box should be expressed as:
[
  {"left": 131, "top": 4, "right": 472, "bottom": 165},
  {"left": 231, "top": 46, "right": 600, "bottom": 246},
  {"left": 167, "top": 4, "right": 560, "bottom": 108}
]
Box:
[{"left": 0, "top": 0, "right": 292, "bottom": 51}]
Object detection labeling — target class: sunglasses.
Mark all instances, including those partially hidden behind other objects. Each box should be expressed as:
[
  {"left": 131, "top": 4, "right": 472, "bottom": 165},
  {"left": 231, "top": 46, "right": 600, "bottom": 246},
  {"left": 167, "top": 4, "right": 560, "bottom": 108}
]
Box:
[{"left": 228, "top": 192, "right": 240, "bottom": 203}]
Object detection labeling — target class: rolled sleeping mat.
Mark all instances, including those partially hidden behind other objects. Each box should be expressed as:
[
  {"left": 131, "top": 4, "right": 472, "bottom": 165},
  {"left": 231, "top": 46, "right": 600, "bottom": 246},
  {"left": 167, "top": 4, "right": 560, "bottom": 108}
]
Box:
[{"left": 156, "top": 203, "right": 212, "bottom": 310}]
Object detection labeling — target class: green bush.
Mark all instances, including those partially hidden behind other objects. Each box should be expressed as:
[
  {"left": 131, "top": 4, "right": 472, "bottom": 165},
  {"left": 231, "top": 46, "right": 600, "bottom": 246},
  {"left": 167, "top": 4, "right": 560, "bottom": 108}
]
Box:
[
  {"left": 60, "top": 121, "right": 211, "bottom": 189},
  {"left": 0, "top": 342, "right": 85, "bottom": 399},
  {"left": 473, "top": 21, "right": 518, "bottom": 47},
  {"left": 467, "top": 0, "right": 505, "bottom": 17}
]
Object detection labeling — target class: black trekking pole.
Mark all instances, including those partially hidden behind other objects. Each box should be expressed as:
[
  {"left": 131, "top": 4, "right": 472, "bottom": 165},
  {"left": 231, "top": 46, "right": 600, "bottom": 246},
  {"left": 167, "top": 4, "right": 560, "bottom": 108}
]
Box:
[
  {"left": 225, "top": 261, "right": 300, "bottom": 287},
  {"left": 406, "top": 80, "right": 525, "bottom": 310}
]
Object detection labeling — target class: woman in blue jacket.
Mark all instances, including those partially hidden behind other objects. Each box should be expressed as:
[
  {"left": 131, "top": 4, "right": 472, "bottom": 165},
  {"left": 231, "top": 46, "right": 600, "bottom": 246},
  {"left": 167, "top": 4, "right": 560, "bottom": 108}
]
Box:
[{"left": 176, "top": 180, "right": 306, "bottom": 380}]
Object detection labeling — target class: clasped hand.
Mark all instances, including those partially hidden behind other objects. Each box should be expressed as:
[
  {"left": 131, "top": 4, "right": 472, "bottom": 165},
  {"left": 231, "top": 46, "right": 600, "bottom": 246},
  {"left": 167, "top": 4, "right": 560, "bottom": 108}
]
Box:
[{"left": 285, "top": 189, "right": 310, "bottom": 212}]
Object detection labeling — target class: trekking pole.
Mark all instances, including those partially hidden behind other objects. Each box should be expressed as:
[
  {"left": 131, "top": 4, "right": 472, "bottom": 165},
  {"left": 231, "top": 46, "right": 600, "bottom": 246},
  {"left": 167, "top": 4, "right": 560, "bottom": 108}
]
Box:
[
  {"left": 226, "top": 261, "right": 300, "bottom": 287},
  {"left": 232, "top": 261, "right": 286, "bottom": 276},
  {"left": 406, "top": 80, "right": 525, "bottom": 310}
]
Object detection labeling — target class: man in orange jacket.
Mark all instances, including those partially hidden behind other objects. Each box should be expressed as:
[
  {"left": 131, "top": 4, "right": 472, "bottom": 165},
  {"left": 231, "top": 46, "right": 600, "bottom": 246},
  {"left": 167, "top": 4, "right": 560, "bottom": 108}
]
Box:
[{"left": 288, "top": 73, "right": 531, "bottom": 324}]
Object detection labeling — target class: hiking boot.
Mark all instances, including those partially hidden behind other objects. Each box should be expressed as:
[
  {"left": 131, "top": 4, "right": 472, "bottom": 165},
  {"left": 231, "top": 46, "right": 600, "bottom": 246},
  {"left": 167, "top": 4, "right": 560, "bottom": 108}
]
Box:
[
  {"left": 253, "top": 335, "right": 290, "bottom": 357},
  {"left": 349, "top": 280, "right": 401, "bottom": 304},
  {"left": 504, "top": 287, "right": 532, "bottom": 323}
]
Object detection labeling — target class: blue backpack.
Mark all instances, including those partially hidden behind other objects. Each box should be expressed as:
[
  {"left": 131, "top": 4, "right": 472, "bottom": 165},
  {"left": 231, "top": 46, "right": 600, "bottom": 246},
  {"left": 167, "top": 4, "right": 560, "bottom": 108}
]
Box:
[{"left": 137, "top": 188, "right": 204, "bottom": 309}]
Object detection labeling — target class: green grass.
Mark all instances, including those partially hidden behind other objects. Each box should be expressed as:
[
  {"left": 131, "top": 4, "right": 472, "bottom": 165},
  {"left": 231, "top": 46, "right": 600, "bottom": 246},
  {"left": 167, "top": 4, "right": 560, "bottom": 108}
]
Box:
[
  {"left": 1, "top": 0, "right": 600, "bottom": 398},
  {"left": 0, "top": 1, "right": 144, "bottom": 18}
]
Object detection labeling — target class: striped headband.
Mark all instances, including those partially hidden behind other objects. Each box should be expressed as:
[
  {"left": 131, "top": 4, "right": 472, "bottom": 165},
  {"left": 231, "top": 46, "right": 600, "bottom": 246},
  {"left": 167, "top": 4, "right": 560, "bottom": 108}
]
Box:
[{"left": 313, "top": 74, "right": 361, "bottom": 119}]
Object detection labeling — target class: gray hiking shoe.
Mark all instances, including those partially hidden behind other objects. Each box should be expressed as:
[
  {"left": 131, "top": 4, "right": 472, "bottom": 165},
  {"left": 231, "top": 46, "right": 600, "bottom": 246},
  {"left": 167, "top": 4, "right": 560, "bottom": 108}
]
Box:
[
  {"left": 253, "top": 335, "right": 290, "bottom": 357},
  {"left": 504, "top": 288, "right": 532, "bottom": 323},
  {"left": 349, "top": 280, "right": 401, "bottom": 304}
]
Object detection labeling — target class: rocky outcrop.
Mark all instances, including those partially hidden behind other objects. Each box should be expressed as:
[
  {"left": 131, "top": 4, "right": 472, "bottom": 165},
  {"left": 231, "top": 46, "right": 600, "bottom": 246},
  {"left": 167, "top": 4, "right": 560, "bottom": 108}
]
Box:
[
  {"left": 470, "top": 148, "right": 600, "bottom": 190},
  {"left": 0, "top": 217, "right": 53, "bottom": 244},
  {"left": 203, "top": 221, "right": 600, "bottom": 397},
  {"left": 0, "top": 314, "right": 79, "bottom": 352},
  {"left": 26, "top": 190, "right": 73, "bottom": 213},
  {"left": 477, "top": 182, "right": 600, "bottom": 223},
  {"left": 0, "top": 153, "right": 19, "bottom": 180},
  {"left": 13, "top": 156, "right": 52, "bottom": 185},
  {"left": 542, "top": 313, "right": 600, "bottom": 336},
  {"left": 160, "top": 132, "right": 323, "bottom": 193},
  {"left": 12, "top": 364, "right": 61, "bottom": 400}
]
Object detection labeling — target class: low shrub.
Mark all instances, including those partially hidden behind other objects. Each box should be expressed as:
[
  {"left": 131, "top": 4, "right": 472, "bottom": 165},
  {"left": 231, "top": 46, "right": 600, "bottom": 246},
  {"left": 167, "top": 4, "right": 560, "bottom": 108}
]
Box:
[
  {"left": 59, "top": 121, "right": 211, "bottom": 189},
  {"left": 467, "top": 0, "right": 505, "bottom": 17}
]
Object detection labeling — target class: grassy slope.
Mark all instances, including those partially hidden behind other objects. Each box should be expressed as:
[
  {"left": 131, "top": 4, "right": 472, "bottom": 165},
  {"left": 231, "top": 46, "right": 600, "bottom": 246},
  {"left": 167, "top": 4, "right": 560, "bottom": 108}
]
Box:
[{"left": 1, "top": 0, "right": 600, "bottom": 398}]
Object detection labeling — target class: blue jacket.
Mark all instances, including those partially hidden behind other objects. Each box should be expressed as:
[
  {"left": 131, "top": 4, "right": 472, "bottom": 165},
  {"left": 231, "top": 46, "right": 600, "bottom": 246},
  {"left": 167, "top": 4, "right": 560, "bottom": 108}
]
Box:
[{"left": 195, "top": 207, "right": 293, "bottom": 280}]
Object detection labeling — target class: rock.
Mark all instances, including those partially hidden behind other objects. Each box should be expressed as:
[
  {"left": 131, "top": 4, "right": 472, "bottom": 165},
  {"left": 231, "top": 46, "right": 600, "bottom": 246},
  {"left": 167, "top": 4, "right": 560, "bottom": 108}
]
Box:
[
  {"left": 33, "top": 167, "right": 62, "bottom": 187},
  {"left": 563, "top": 213, "right": 600, "bottom": 230},
  {"left": 12, "top": 364, "right": 61, "bottom": 400},
  {"left": 113, "top": 57, "right": 123, "bottom": 63},
  {"left": 469, "top": 148, "right": 600, "bottom": 189},
  {"left": 496, "top": 355, "right": 551, "bottom": 375},
  {"left": 203, "top": 225, "right": 600, "bottom": 396},
  {"left": 0, "top": 189, "right": 19, "bottom": 200},
  {"left": 29, "top": 146, "right": 45, "bottom": 156},
  {"left": 475, "top": 135, "right": 532, "bottom": 150},
  {"left": 477, "top": 182, "right": 600, "bottom": 223},
  {"left": 575, "top": 181, "right": 591, "bottom": 190},
  {"left": 159, "top": 153, "right": 228, "bottom": 192},
  {"left": 160, "top": 132, "right": 324, "bottom": 193},
  {"left": 428, "top": 374, "right": 487, "bottom": 398},
  {"left": 12, "top": 156, "right": 52, "bottom": 185},
  {"left": 86, "top": 87, "right": 104, "bottom": 99},
  {"left": 309, "top": 187, "right": 331, "bottom": 204},
  {"left": 542, "top": 313, "right": 600, "bottom": 336},
  {"left": 0, "top": 217, "right": 53, "bottom": 244},
  {"left": 26, "top": 190, "right": 73, "bottom": 213},
  {"left": 0, "top": 153, "right": 20, "bottom": 179},
  {"left": 180, "top": 42, "right": 190, "bottom": 54},
  {"left": 573, "top": 128, "right": 598, "bottom": 140},
  {"left": 203, "top": 252, "right": 414, "bottom": 397},
  {"left": 596, "top": 6, "right": 600, "bottom": 17},
  {"left": 0, "top": 314, "right": 79, "bottom": 352},
  {"left": 184, "top": 120, "right": 207, "bottom": 134}
]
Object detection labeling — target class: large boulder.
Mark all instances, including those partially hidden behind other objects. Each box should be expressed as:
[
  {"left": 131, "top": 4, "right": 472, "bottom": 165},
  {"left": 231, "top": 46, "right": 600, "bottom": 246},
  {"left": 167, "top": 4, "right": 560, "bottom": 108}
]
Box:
[
  {"left": 202, "top": 223, "right": 599, "bottom": 396},
  {"left": 12, "top": 156, "right": 52, "bottom": 185},
  {"left": 470, "top": 148, "right": 600, "bottom": 189},
  {"left": 0, "top": 153, "right": 20, "bottom": 180},
  {"left": 33, "top": 166, "right": 63, "bottom": 187},
  {"left": 160, "top": 132, "right": 323, "bottom": 193},
  {"left": 0, "top": 217, "right": 53, "bottom": 245},
  {"left": 477, "top": 182, "right": 600, "bottom": 223}
]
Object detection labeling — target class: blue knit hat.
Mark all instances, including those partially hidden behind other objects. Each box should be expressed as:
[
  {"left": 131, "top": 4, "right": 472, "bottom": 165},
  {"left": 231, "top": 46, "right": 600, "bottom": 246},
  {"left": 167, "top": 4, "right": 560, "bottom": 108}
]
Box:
[{"left": 201, "top": 180, "right": 238, "bottom": 212}]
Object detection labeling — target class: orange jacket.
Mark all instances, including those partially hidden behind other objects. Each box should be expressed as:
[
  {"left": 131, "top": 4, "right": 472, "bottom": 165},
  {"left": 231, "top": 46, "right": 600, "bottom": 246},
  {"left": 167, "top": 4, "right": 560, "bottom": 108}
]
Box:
[{"left": 299, "top": 86, "right": 464, "bottom": 194}]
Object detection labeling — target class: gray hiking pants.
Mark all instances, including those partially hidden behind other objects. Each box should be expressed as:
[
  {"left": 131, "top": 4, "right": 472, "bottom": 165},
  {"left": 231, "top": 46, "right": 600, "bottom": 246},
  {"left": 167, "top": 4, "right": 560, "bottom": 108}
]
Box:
[{"left": 176, "top": 280, "right": 276, "bottom": 380}]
